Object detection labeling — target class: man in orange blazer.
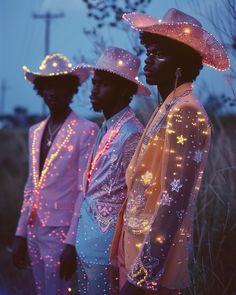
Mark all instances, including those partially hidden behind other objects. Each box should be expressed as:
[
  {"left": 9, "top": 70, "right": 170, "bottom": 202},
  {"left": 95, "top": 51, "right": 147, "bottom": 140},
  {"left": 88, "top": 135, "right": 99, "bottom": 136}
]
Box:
[{"left": 110, "top": 8, "right": 229, "bottom": 295}]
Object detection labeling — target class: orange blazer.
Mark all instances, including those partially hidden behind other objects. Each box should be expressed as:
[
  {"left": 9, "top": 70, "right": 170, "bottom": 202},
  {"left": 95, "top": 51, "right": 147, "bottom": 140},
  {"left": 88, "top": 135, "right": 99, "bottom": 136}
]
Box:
[{"left": 110, "top": 83, "right": 211, "bottom": 291}]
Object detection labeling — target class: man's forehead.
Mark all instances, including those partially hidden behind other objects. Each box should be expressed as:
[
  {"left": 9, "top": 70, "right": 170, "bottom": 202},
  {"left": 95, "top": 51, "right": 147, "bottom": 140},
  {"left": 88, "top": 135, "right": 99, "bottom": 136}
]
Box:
[
  {"left": 93, "top": 70, "right": 119, "bottom": 82},
  {"left": 143, "top": 41, "right": 167, "bottom": 52},
  {"left": 94, "top": 71, "right": 112, "bottom": 78}
]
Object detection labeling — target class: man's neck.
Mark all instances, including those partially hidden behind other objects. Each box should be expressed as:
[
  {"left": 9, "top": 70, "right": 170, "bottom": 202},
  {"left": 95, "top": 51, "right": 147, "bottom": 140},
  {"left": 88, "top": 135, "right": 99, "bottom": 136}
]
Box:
[
  {"left": 158, "top": 78, "right": 187, "bottom": 101},
  {"left": 49, "top": 107, "right": 71, "bottom": 123},
  {"left": 103, "top": 104, "right": 128, "bottom": 120}
]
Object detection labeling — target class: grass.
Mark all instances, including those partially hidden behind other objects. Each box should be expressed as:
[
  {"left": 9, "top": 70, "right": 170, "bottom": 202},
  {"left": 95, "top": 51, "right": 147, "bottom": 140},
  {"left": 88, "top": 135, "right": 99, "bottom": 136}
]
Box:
[{"left": 186, "top": 117, "right": 236, "bottom": 295}]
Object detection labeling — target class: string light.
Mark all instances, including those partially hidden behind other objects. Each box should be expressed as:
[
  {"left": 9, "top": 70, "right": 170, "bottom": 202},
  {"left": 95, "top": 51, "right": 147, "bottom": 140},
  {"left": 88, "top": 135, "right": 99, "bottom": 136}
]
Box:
[{"left": 30, "top": 119, "right": 77, "bottom": 224}]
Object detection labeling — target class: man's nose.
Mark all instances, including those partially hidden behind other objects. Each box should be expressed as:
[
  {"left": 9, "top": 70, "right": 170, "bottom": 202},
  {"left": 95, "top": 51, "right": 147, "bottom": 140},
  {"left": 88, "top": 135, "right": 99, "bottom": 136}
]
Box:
[
  {"left": 91, "top": 86, "right": 98, "bottom": 95},
  {"left": 145, "top": 56, "right": 152, "bottom": 66},
  {"left": 46, "top": 89, "right": 56, "bottom": 96}
]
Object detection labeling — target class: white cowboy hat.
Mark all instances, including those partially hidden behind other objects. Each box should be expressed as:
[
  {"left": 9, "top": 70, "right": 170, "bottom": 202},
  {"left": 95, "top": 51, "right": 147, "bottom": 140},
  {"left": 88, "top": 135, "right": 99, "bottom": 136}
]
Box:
[
  {"left": 80, "top": 47, "right": 150, "bottom": 96},
  {"left": 23, "top": 53, "right": 90, "bottom": 84},
  {"left": 123, "top": 9, "right": 230, "bottom": 71}
]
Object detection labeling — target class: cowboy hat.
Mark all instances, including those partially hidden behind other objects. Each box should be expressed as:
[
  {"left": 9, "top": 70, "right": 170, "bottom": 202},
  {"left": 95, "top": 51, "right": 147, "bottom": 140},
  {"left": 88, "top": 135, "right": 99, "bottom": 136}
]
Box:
[
  {"left": 123, "top": 9, "right": 229, "bottom": 71},
  {"left": 80, "top": 47, "right": 150, "bottom": 96},
  {"left": 23, "top": 53, "right": 90, "bottom": 84}
]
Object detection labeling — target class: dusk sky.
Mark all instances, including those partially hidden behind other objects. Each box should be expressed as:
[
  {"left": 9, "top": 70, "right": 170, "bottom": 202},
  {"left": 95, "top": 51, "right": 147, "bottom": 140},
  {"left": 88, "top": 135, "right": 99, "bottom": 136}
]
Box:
[{"left": 1, "top": 0, "right": 235, "bottom": 117}]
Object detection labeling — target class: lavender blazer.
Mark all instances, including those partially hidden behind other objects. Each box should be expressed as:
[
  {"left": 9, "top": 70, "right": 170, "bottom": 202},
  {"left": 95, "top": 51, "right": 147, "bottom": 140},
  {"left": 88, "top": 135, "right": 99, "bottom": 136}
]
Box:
[{"left": 16, "top": 111, "right": 98, "bottom": 245}]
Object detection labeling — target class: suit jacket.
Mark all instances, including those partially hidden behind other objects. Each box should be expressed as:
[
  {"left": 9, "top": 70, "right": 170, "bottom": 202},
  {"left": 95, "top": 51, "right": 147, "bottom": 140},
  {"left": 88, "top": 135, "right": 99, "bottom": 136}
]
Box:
[
  {"left": 111, "top": 83, "right": 211, "bottom": 291},
  {"left": 76, "top": 107, "right": 144, "bottom": 265},
  {"left": 16, "top": 111, "right": 98, "bottom": 245}
]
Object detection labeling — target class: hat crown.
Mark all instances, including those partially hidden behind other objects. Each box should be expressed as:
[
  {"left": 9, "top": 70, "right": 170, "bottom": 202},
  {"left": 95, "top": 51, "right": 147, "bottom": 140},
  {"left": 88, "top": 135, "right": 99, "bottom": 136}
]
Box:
[
  {"left": 96, "top": 47, "right": 141, "bottom": 80},
  {"left": 38, "top": 53, "right": 73, "bottom": 75},
  {"left": 162, "top": 8, "right": 202, "bottom": 27},
  {"left": 122, "top": 10, "right": 230, "bottom": 70}
]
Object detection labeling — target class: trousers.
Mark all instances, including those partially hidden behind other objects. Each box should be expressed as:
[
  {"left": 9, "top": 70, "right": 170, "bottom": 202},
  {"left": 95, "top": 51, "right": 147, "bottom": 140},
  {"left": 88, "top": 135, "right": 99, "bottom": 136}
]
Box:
[
  {"left": 77, "top": 256, "right": 112, "bottom": 295},
  {"left": 27, "top": 216, "right": 72, "bottom": 295}
]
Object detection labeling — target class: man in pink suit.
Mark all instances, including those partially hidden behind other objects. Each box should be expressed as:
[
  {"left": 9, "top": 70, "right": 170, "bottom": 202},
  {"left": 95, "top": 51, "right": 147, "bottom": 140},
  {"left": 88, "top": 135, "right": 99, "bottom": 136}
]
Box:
[{"left": 12, "top": 53, "right": 98, "bottom": 295}]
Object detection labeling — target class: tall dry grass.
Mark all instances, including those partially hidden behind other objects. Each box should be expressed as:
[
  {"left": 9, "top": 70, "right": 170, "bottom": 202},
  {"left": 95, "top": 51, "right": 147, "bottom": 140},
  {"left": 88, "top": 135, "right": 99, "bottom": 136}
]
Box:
[
  {"left": 186, "top": 119, "right": 236, "bottom": 295},
  {"left": 0, "top": 128, "right": 36, "bottom": 294}
]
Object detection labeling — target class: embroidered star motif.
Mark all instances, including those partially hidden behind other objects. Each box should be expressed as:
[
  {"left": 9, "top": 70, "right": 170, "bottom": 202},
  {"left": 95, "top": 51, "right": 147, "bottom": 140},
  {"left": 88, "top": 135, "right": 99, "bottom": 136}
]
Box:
[
  {"left": 170, "top": 178, "right": 183, "bottom": 192},
  {"left": 160, "top": 192, "right": 173, "bottom": 206},
  {"left": 177, "top": 135, "right": 187, "bottom": 145},
  {"left": 141, "top": 171, "right": 153, "bottom": 186},
  {"left": 193, "top": 149, "right": 202, "bottom": 164}
]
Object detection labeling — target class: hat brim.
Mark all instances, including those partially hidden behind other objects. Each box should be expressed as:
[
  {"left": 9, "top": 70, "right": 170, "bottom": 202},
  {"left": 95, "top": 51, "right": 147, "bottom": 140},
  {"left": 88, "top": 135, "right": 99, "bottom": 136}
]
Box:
[
  {"left": 123, "top": 12, "right": 230, "bottom": 71},
  {"left": 80, "top": 63, "right": 151, "bottom": 96},
  {"left": 23, "top": 64, "right": 90, "bottom": 84}
]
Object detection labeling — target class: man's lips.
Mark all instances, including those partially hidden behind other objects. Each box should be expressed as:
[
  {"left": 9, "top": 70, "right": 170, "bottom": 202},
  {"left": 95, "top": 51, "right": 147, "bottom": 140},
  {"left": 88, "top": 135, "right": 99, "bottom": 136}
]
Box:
[
  {"left": 144, "top": 66, "right": 152, "bottom": 75},
  {"left": 47, "top": 99, "right": 58, "bottom": 105},
  {"left": 90, "top": 95, "right": 99, "bottom": 104}
]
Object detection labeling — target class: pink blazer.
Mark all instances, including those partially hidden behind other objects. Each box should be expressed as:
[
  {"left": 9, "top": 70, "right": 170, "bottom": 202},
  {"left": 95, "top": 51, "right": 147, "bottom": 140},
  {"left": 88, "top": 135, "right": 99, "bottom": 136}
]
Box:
[{"left": 16, "top": 111, "right": 98, "bottom": 245}]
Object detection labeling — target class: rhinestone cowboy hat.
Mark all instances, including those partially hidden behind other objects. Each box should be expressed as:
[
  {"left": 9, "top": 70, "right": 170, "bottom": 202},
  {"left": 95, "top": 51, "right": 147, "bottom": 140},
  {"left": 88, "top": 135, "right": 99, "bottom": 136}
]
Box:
[
  {"left": 123, "top": 8, "right": 230, "bottom": 71},
  {"left": 80, "top": 47, "right": 150, "bottom": 96},
  {"left": 22, "top": 53, "right": 90, "bottom": 84}
]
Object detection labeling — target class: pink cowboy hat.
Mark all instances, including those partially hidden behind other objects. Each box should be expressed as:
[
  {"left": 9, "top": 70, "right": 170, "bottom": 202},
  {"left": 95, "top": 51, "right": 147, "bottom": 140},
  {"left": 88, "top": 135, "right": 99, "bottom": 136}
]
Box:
[
  {"left": 80, "top": 47, "right": 150, "bottom": 96},
  {"left": 123, "top": 9, "right": 230, "bottom": 71},
  {"left": 23, "top": 53, "right": 90, "bottom": 84}
]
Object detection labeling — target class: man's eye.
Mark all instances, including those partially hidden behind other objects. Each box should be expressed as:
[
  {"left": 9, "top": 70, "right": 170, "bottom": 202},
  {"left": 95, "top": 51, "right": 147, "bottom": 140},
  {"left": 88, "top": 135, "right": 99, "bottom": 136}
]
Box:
[{"left": 151, "top": 51, "right": 164, "bottom": 58}]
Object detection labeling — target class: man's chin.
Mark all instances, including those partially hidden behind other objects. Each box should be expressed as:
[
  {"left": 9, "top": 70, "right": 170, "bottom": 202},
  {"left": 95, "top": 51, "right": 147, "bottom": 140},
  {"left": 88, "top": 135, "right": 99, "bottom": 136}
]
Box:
[
  {"left": 145, "top": 76, "right": 157, "bottom": 85},
  {"left": 92, "top": 105, "right": 102, "bottom": 112}
]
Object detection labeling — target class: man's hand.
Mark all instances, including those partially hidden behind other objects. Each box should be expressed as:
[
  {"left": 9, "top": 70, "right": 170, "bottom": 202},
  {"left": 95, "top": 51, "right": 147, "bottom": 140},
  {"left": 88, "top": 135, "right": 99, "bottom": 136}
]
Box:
[
  {"left": 109, "top": 265, "right": 119, "bottom": 295},
  {"left": 59, "top": 244, "right": 77, "bottom": 281},
  {"left": 12, "top": 236, "right": 27, "bottom": 269},
  {"left": 120, "top": 281, "right": 145, "bottom": 295}
]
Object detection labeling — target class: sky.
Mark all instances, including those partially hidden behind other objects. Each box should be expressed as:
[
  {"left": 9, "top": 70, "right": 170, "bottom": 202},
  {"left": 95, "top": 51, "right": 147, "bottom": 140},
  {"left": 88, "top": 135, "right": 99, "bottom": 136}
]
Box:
[{"left": 1, "top": 0, "right": 235, "bottom": 117}]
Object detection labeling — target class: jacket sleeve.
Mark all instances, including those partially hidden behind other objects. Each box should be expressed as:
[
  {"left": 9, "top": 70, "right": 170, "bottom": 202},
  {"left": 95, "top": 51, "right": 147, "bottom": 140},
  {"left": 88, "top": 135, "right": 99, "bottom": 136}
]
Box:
[
  {"left": 128, "top": 103, "right": 211, "bottom": 290},
  {"left": 15, "top": 128, "right": 34, "bottom": 237},
  {"left": 64, "top": 124, "right": 98, "bottom": 245}
]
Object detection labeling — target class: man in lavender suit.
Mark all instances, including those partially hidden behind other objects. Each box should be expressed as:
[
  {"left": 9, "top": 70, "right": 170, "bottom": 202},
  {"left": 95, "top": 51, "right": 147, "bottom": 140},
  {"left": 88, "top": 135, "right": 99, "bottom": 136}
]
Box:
[
  {"left": 12, "top": 53, "right": 98, "bottom": 295},
  {"left": 75, "top": 47, "right": 150, "bottom": 295}
]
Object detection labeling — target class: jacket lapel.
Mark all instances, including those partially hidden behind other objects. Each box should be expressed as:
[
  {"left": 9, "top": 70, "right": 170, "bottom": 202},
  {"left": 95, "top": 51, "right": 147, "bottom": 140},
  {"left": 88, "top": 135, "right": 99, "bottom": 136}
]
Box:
[
  {"left": 38, "top": 112, "right": 76, "bottom": 188},
  {"left": 85, "top": 108, "right": 135, "bottom": 188},
  {"left": 32, "top": 119, "right": 48, "bottom": 188}
]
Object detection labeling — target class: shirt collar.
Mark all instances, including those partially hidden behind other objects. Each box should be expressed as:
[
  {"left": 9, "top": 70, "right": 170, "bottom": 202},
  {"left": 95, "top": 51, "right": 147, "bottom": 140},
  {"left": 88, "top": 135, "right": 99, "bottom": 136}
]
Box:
[
  {"left": 164, "top": 82, "right": 193, "bottom": 106},
  {"left": 104, "top": 106, "right": 130, "bottom": 130}
]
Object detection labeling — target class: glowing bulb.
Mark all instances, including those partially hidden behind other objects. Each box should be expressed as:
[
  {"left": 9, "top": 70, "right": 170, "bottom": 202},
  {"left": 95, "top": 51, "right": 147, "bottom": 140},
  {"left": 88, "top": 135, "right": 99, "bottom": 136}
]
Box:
[
  {"left": 156, "top": 235, "right": 165, "bottom": 243},
  {"left": 136, "top": 243, "right": 142, "bottom": 248},
  {"left": 118, "top": 60, "right": 124, "bottom": 66},
  {"left": 183, "top": 27, "right": 191, "bottom": 34}
]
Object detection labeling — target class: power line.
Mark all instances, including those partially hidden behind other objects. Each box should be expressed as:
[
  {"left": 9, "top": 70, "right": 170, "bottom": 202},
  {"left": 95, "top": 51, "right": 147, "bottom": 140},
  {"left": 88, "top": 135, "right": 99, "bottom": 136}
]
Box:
[
  {"left": 32, "top": 11, "right": 65, "bottom": 115},
  {"left": 33, "top": 11, "right": 65, "bottom": 56}
]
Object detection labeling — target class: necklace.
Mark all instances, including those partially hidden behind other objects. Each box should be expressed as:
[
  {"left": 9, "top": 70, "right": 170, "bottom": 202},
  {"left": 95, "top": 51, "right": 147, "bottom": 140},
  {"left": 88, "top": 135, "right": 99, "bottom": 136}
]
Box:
[{"left": 46, "top": 122, "right": 62, "bottom": 147}]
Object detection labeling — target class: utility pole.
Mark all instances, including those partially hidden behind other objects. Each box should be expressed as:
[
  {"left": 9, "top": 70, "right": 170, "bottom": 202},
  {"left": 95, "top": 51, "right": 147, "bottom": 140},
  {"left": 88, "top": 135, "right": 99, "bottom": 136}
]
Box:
[
  {"left": 32, "top": 11, "right": 65, "bottom": 115},
  {"left": 0, "top": 79, "right": 9, "bottom": 115}
]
